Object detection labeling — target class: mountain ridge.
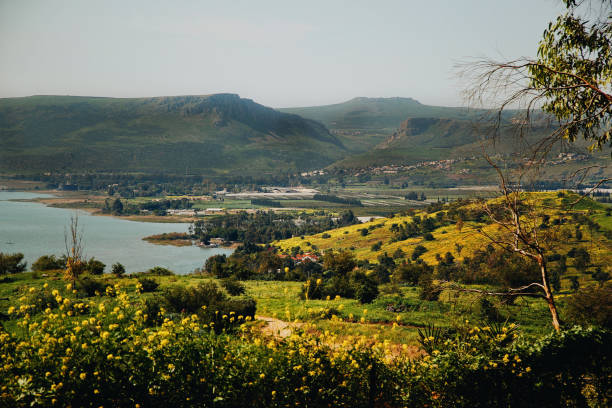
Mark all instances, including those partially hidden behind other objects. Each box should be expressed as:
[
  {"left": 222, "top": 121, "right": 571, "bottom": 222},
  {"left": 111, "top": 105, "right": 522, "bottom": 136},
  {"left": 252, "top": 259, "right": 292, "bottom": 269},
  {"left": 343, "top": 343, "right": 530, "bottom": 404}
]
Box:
[{"left": 0, "top": 94, "right": 344, "bottom": 175}]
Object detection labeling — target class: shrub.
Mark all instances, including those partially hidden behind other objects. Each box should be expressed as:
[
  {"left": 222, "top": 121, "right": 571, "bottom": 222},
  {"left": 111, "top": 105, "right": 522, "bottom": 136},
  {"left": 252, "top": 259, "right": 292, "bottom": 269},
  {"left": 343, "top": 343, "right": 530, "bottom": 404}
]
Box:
[
  {"left": 411, "top": 245, "right": 427, "bottom": 260},
  {"left": 565, "top": 285, "right": 612, "bottom": 328},
  {"left": 32, "top": 255, "right": 65, "bottom": 271},
  {"left": 0, "top": 288, "right": 610, "bottom": 408},
  {"left": 162, "top": 282, "right": 256, "bottom": 332},
  {"left": 423, "top": 232, "right": 435, "bottom": 241},
  {"left": 86, "top": 257, "right": 106, "bottom": 275},
  {"left": 418, "top": 274, "right": 442, "bottom": 301},
  {"left": 392, "top": 248, "right": 404, "bottom": 259},
  {"left": 370, "top": 241, "right": 382, "bottom": 252},
  {"left": 137, "top": 277, "right": 159, "bottom": 293},
  {"left": 77, "top": 277, "right": 109, "bottom": 297},
  {"left": 146, "top": 266, "right": 174, "bottom": 276},
  {"left": 221, "top": 278, "right": 246, "bottom": 296},
  {"left": 111, "top": 262, "right": 126, "bottom": 277},
  {"left": 353, "top": 275, "right": 379, "bottom": 304},
  {"left": 142, "top": 296, "right": 164, "bottom": 326},
  {"left": 475, "top": 297, "right": 503, "bottom": 322},
  {"left": 321, "top": 233, "right": 331, "bottom": 239},
  {"left": 17, "top": 287, "right": 58, "bottom": 315},
  {"left": 0, "top": 252, "right": 27, "bottom": 274}
]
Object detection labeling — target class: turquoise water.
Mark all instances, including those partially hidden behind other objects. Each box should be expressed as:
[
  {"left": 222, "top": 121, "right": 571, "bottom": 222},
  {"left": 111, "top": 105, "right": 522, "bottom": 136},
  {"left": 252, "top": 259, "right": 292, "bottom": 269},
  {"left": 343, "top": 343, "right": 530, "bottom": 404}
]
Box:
[{"left": 0, "top": 191, "right": 232, "bottom": 275}]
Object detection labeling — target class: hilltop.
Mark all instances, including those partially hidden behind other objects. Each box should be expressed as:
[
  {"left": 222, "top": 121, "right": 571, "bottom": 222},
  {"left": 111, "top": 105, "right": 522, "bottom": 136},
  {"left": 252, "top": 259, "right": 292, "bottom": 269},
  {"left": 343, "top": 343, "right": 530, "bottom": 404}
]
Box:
[
  {"left": 0, "top": 94, "right": 345, "bottom": 175},
  {"left": 279, "top": 97, "right": 480, "bottom": 152}
]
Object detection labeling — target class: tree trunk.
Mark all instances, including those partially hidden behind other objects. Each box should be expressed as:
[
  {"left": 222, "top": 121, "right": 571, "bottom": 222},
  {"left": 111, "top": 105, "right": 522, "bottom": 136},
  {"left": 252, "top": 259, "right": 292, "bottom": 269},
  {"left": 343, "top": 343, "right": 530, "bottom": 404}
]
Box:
[{"left": 539, "top": 256, "right": 561, "bottom": 332}]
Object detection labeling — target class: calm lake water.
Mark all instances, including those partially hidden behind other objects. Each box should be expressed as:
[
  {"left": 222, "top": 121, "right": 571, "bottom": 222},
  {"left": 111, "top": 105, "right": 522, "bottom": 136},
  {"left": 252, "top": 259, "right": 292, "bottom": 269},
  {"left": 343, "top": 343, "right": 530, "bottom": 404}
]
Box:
[{"left": 0, "top": 191, "right": 233, "bottom": 275}]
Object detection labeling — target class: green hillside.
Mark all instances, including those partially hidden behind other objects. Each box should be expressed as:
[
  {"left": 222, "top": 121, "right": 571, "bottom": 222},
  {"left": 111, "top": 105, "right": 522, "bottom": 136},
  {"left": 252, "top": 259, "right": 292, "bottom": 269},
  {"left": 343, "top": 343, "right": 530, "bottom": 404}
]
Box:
[
  {"left": 279, "top": 97, "right": 484, "bottom": 152},
  {"left": 274, "top": 192, "right": 612, "bottom": 289},
  {"left": 0, "top": 94, "right": 345, "bottom": 175}
]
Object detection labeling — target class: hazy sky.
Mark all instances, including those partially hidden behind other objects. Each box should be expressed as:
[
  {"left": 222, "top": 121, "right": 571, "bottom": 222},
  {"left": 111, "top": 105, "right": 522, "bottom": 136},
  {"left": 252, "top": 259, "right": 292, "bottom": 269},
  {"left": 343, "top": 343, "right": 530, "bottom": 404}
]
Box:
[{"left": 0, "top": 0, "right": 563, "bottom": 107}]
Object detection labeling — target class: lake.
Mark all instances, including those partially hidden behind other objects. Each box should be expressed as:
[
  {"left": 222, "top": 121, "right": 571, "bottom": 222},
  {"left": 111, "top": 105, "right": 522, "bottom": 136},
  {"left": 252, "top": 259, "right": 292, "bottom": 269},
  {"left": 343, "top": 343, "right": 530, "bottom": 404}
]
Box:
[{"left": 0, "top": 191, "right": 233, "bottom": 275}]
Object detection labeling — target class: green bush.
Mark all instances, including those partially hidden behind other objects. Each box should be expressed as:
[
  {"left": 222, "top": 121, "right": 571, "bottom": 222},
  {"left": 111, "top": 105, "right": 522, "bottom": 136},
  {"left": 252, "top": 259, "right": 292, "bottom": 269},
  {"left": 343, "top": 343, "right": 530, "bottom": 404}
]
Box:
[
  {"left": 147, "top": 266, "right": 174, "bottom": 276},
  {"left": 137, "top": 277, "right": 159, "bottom": 293},
  {"left": 475, "top": 297, "right": 503, "bottom": 322},
  {"left": 111, "top": 262, "right": 126, "bottom": 277},
  {"left": 0, "top": 252, "right": 27, "bottom": 274},
  {"left": 162, "top": 282, "right": 256, "bottom": 332},
  {"left": 411, "top": 245, "right": 427, "bottom": 260},
  {"left": 78, "top": 277, "right": 109, "bottom": 297},
  {"left": 418, "top": 274, "right": 442, "bottom": 301},
  {"left": 565, "top": 285, "right": 612, "bottom": 328},
  {"left": 32, "top": 255, "right": 65, "bottom": 271},
  {"left": 221, "top": 278, "right": 246, "bottom": 296},
  {"left": 354, "top": 275, "right": 379, "bottom": 304},
  {"left": 86, "top": 257, "right": 106, "bottom": 275}
]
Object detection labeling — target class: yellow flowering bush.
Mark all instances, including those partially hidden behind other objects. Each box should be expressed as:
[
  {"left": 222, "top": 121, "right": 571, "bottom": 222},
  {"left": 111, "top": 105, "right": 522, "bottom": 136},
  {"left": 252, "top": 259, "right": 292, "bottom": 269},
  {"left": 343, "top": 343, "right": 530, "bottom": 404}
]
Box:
[{"left": 0, "top": 284, "right": 609, "bottom": 407}]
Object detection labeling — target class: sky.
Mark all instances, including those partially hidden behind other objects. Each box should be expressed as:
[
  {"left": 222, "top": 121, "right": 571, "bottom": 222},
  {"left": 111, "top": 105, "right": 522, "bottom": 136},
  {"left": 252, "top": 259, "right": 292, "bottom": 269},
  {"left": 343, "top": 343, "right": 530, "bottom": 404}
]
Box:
[{"left": 0, "top": 0, "right": 564, "bottom": 108}]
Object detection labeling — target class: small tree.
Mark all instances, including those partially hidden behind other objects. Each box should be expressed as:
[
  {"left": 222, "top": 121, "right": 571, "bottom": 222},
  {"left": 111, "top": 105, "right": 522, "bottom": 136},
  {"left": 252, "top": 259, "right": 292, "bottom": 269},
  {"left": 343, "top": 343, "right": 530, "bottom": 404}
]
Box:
[
  {"left": 111, "top": 198, "right": 124, "bottom": 215},
  {"left": 86, "top": 257, "right": 105, "bottom": 275},
  {"left": 593, "top": 268, "right": 611, "bottom": 287},
  {"left": 111, "top": 262, "right": 126, "bottom": 277},
  {"left": 64, "top": 214, "right": 85, "bottom": 285},
  {"left": 474, "top": 175, "right": 563, "bottom": 331},
  {"left": 0, "top": 252, "right": 27, "bottom": 275}
]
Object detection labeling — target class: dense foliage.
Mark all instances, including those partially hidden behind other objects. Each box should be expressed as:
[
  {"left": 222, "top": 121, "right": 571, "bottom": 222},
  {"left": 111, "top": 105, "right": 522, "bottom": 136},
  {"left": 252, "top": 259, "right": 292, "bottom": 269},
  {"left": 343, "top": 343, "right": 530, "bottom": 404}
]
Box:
[
  {"left": 0, "top": 252, "right": 27, "bottom": 275},
  {"left": 191, "top": 210, "right": 359, "bottom": 245},
  {"left": 1, "top": 283, "right": 609, "bottom": 407}
]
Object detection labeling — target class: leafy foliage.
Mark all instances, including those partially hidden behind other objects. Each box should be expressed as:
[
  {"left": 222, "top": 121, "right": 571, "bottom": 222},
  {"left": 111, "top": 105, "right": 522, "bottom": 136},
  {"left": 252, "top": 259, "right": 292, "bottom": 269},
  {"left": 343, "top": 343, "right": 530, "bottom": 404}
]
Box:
[
  {"left": 530, "top": 0, "right": 612, "bottom": 147},
  {"left": 0, "top": 253, "right": 27, "bottom": 275}
]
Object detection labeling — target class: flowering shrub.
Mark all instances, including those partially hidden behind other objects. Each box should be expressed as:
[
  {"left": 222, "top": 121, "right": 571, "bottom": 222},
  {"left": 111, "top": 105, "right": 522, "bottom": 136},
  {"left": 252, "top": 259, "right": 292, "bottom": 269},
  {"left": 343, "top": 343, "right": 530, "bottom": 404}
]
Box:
[
  {"left": 1, "top": 283, "right": 610, "bottom": 407},
  {"left": 0, "top": 284, "right": 400, "bottom": 407}
]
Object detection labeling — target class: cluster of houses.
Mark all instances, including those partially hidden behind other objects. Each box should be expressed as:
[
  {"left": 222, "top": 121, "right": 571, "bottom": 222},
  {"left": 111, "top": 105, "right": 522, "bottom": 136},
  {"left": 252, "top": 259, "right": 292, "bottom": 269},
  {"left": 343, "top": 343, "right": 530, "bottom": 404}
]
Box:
[
  {"left": 352, "top": 158, "right": 465, "bottom": 177},
  {"left": 278, "top": 252, "right": 320, "bottom": 264}
]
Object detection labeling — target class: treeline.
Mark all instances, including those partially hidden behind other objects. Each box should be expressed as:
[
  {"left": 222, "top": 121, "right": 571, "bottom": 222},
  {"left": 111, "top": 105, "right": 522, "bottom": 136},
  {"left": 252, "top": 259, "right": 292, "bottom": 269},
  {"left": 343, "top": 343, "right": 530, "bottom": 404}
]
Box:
[
  {"left": 101, "top": 198, "right": 193, "bottom": 216},
  {"left": 313, "top": 194, "right": 362, "bottom": 206},
  {"left": 204, "top": 246, "right": 378, "bottom": 304},
  {"left": 404, "top": 191, "right": 427, "bottom": 201},
  {"left": 191, "top": 210, "right": 359, "bottom": 244}
]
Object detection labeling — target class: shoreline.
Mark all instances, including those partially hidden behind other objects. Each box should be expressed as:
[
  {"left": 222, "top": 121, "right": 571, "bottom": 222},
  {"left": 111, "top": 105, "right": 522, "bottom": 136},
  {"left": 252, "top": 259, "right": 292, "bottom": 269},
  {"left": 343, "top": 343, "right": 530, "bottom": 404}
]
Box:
[
  {"left": 7, "top": 189, "right": 196, "bottom": 224},
  {"left": 2, "top": 189, "right": 239, "bottom": 250}
]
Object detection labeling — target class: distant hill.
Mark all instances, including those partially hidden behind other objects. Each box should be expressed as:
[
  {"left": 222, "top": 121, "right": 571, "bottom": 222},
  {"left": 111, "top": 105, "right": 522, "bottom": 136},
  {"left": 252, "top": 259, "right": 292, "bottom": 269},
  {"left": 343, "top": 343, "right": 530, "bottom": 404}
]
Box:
[
  {"left": 280, "top": 97, "right": 475, "bottom": 131},
  {"left": 0, "top": 94, "right": 345, "bottom": 175},
  {"left": 279, "top": 97, "right": 481, "bottom": 152}
]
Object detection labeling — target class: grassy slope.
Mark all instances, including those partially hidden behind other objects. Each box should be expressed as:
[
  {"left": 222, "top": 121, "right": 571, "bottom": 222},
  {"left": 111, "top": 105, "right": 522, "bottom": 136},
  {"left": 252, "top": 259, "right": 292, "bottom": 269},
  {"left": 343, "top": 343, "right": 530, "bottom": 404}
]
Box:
[
  {"left": 0, "top": 95, "right": 345, "bottom": 175},
  {"left": 274, "top": 192, "right": 612, "bottom": 286},
  {"left": 0, "top": 270, "right": 555, "bottom": 348}
]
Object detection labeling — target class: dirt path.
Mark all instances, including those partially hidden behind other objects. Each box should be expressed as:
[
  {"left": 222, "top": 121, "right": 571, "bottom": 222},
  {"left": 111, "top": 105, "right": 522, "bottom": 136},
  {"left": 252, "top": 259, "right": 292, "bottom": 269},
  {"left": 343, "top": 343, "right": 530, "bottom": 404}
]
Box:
[
  {"left": 257, "top": 315, "right": 302, "bottom": 338},
  {"left": 256, "top": 315, "right": 424, "bottom": 358}
]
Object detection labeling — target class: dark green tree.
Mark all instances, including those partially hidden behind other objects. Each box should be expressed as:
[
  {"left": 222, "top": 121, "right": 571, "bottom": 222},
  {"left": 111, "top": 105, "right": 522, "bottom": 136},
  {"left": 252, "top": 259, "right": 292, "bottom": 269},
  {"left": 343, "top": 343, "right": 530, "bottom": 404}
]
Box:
[
  {"left": 111, "top": 198, "right": 124, "bottom": 215},
  {"left": 111, "top": 262, "right": 126, "bottom": 277}
]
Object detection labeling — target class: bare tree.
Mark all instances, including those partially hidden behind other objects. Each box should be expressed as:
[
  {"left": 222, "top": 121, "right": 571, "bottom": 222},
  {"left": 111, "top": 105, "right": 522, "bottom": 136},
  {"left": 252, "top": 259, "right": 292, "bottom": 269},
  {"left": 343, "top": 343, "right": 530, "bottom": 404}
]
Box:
[
  {"left": 64, "top": 214, "right": 85, "bottom": 284},
  {"left": 450, "top": 0, "right": 612, "bottom": 332},
  {"left": 479, "top": 156, "right": 561, "bottom": 331}
]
